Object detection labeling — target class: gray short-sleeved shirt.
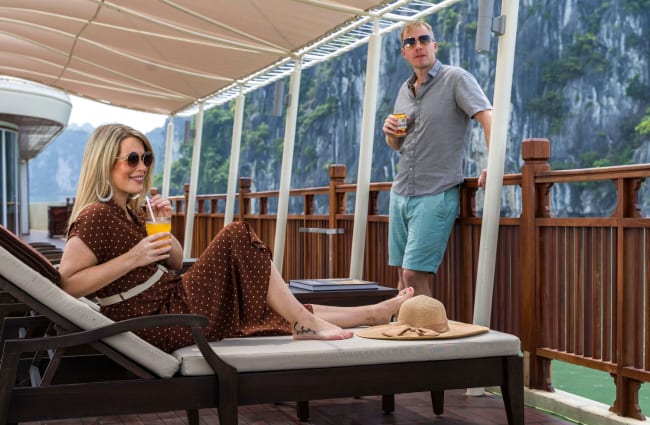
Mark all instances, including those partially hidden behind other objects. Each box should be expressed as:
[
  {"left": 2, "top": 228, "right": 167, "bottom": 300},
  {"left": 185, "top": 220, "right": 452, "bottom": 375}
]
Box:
[{"left": 391, "top": 61, "right": 492, "bottom": 197}]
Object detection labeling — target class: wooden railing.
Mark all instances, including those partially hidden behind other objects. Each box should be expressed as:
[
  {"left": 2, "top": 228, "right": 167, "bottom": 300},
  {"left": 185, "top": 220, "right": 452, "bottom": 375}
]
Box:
[
  {"left": 520, "top": 139, "right": 650, "bottom": 420},
  {"left": 168, "top": 138, "right": 650, "bottom": 420}
]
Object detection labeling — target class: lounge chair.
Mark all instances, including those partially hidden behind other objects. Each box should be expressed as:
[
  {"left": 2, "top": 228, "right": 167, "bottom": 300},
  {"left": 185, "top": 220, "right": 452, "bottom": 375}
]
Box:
[{"left": 0, "top": 225, "right": 524, "bottom": 424}]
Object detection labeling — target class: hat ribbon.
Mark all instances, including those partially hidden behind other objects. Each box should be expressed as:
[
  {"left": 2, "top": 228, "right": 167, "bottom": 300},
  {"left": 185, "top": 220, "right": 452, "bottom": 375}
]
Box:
[{"left": 381, "top": 324, "right": 441, "bottom": 338}]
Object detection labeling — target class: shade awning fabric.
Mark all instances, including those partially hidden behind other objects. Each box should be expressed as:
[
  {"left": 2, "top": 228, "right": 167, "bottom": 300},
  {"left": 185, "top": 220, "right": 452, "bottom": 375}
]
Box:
[
  {"left": 0, "top": 0, "right": 416, "bottom": 115},
  {"left": 0, "top": 0, "right": 518, "bottom": 332}
]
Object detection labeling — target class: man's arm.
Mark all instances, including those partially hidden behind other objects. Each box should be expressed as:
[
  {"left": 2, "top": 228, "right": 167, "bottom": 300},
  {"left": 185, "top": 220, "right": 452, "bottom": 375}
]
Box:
[
  {"left": 386, "top": 134, "right": 403, "bottom": 151},
  {"left": 474, "top": 109, "right": 492, "bottom": 149},
  {"left": 473, "top": 109, "right": 492, "bottom": 187}
]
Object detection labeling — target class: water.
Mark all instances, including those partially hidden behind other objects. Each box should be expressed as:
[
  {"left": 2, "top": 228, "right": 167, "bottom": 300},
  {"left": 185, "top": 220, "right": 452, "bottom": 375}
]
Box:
[{"left": 552, "top": 360, "right": 650, "bottom": 415}]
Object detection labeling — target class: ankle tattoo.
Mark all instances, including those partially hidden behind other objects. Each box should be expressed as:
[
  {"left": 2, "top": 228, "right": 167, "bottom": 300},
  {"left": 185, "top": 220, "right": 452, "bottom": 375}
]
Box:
[{"left": 293, "top": 321, "right": 316, "bottom": 335}]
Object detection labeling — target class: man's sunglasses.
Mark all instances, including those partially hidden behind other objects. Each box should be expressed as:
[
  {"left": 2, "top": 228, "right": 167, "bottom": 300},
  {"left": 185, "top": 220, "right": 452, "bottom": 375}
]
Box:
[
  {"left": 115, "top": 151, "right": 153, "bottom": 167},
  {"left": 402, "top": 34, "right": 433, "bottom": 49}
]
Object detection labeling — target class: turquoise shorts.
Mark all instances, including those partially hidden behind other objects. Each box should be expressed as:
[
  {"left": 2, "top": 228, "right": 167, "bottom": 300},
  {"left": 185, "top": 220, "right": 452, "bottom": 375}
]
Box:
[{"left": 388, "top": 187, "right": 459, "bottom": 273}]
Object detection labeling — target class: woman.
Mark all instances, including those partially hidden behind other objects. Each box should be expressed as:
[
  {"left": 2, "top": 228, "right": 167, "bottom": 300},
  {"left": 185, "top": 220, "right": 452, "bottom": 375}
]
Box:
[{"left": 59, "top": 124, "right": 413, "bottom": 353}]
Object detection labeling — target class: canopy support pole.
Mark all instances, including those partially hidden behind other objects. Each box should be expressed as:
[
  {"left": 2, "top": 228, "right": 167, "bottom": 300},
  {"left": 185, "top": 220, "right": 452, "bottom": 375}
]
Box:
[
  {"left": 466, "top": 0, "right": 518, "bottom": 398},
  {"left": 161, "top": 116, "right": 174, "bottom": 199},
  {"left": 473, "top": 0, "right": 519, "bottom": 326},
  {"left": 349, "top": 19, "right": 381, "bottom": 279},
  {"left": 225, "top": 90, "right": 245, "bottom": 226},
  {"left": 273, "top": 60, "right": 302, "bottom": 273},
  {"left": 183, "top": 102, "right": 205, "bottom": 258}
]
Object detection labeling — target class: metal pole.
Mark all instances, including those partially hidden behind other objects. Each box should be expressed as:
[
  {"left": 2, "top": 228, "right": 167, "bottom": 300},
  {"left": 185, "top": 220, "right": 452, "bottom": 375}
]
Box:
[
  {"left": 1, "top": 133, "right": 6, "bottom": 228},
  {"left": 349, "top": 18, "right": 381, "bottom": 279},
  {"left": 183, "top": 102, "right": 204, "bottom": 258},
  {"left": 473, "top": 0, "right": 520, "bottom": 326},
  {"left": 466, "top": 0, "right": 518, "bottom": 398},
  {"left": 225, "top": 90, "right": 245, "bottom": 226},
  {"left": 161, "top": 116, "right": 174, "bottom": 199},
  {"left": 273, "top": 60, "right": 302, "bottom": 273}
]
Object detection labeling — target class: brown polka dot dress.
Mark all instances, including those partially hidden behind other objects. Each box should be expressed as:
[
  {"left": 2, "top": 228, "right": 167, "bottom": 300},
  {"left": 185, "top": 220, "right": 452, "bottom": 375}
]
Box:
[{"left": 68, "top": 200, "right": 303, "bottom": 352}]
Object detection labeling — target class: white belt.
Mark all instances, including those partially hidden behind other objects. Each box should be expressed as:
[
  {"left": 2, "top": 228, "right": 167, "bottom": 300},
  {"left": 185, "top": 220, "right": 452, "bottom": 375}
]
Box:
[{"left": 97, "top": 264, "right": 168, "bottom": 306}]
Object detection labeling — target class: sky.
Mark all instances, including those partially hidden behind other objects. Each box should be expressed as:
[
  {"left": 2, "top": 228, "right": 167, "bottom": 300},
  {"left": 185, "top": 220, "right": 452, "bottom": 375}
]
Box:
[{"left": 68, "top": 95, "right": 168, "bottom": 133}]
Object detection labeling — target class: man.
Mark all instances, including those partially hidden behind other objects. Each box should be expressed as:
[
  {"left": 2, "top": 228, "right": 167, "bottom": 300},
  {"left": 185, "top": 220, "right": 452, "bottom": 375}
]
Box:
[{"left": 382, "top": 21, "right": 492, "bottom": 296}]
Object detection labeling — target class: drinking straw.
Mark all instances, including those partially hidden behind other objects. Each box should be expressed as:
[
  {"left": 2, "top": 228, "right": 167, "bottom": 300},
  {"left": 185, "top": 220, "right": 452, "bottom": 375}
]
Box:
[{"left": 145, "top": 196, "right": 156, "bottom": 223}]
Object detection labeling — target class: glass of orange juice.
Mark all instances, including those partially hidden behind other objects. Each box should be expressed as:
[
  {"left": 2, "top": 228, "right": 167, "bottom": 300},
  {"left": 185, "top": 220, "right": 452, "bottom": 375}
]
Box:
[{"left": 145, "top": 216, "right": 171, "bottom": 240}]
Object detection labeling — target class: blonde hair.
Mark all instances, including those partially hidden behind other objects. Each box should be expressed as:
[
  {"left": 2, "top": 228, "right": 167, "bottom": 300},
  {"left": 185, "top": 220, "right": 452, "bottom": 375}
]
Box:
[
  {"left": 401, "top": 21, "right": 435, "bottom": 42},
  {"left": 68, "top": 124, "right": 154, "bottom": 230}
]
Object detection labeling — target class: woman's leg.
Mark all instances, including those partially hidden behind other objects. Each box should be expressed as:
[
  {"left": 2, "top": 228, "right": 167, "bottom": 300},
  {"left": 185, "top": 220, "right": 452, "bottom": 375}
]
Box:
[
  {"left": 265, "top": 263, "right": 353, "bottom": 340},
  {"left": 309, "top": 285, "right": 413, "bottom": 329},
  {"left": 265, "top": 261, "right": 414, "bottom": 339}
]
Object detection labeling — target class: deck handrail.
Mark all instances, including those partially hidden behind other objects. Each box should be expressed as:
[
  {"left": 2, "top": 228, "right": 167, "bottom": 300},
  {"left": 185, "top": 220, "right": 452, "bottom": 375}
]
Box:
[{"left": 167, "top": 138, "right": 650, "bottom": 420}]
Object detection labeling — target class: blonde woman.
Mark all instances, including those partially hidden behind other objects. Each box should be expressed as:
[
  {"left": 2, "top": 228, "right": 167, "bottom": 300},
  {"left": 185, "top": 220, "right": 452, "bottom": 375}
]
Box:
[{"left": 59, "top": 123, "right": 413, "bottom": 352}]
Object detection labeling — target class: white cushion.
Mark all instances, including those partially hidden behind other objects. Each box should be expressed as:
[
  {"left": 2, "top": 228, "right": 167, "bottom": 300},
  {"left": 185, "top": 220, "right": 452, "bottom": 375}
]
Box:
[
  {"left": 0, "top": 245, "right": 180, "bottom": 378},
  {"left": 173, "top": 326, "right": 521, "bottom": 376},
  {"left": 0, "top": 243, "right": 522, "bottom": 380}
]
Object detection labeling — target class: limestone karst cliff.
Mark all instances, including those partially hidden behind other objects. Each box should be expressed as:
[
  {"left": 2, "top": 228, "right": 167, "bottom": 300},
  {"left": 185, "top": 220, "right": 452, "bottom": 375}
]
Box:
[{"left": 31, "top": 0, "right": 650, "bottom": 216}]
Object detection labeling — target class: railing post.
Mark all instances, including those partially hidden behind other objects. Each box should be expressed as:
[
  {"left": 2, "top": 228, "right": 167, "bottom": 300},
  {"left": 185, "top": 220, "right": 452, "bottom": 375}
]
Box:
[
  {"left": 183, "top": 183, "right": 190, "bottom": 205},
  {"left": 622, "top": 178, "right": 644, "bottom": 219},
  {"left": 238, "top": 177, "right": 251, "bottom": 221},
  {"left": 520, "top": 138, "right": 552, "bottom": 391},
  {"left": 610, "top": 176, "right": 646, "bottom": 419},
  {"left": 329, "top": 164, "right": 346, "bottom": 277},
  {"left": 304, "top": 194, "right": 314, "bottom": 216}
]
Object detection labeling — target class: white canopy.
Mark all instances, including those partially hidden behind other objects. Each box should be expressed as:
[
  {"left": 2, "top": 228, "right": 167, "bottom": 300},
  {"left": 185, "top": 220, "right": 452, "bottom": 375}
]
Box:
[
  {"left": 1, "top": 0, "right": 519, "bottom": 334},
  {"left": 0, "top": 0, "right": 446, "bottom": 115}
]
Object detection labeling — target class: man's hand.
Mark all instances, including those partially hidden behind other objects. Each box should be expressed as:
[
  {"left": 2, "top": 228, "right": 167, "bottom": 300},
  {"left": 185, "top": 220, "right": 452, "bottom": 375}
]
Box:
[
  {"left": 383, "top": 114, "right": 399, "bottom": 136},
  {"left": 384, "top": 114, "right": 405, "bottom": 150},
  {"left": 478, "top": 168, "right": 487, "bottom": 188}
]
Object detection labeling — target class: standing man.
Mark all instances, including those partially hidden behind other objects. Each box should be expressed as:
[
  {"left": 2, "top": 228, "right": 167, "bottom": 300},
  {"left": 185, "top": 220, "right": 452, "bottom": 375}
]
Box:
[{"left": 382, "top": 21, "right": 492, "bottom": 296}]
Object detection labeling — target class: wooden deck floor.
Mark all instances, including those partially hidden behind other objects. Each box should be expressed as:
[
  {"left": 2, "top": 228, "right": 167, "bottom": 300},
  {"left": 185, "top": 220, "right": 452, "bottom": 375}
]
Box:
[{"left": 20, "top": 390, "right": 576, "bottom": 424}]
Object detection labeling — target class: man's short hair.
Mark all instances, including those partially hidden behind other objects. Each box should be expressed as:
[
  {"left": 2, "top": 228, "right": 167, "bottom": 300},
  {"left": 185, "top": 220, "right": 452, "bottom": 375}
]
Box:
[{"left": 401, "top": 21, "right": 435, "bottom": 42}]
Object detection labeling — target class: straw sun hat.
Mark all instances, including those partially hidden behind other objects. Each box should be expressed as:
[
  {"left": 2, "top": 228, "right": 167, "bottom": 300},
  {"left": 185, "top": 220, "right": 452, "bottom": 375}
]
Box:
[{"left": 356, "top": 295, "right": 489, "bottom": 340}]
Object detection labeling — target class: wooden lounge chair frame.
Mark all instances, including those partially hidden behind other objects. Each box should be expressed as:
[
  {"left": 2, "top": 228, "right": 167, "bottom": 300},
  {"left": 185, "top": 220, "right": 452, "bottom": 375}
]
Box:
[
  {"left": 0, "top": 229, "right": 524, "bottom": 425},
  {"left": 0, "top": 272, "right": 524, "bottom": 425}
]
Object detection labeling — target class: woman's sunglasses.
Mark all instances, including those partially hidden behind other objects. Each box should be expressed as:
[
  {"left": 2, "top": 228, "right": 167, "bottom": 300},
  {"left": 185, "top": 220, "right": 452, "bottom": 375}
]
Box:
[
  {"left": 115, "top": 151, "right": 153, "bottom": 167},
  {"left": 402, "top": 34, "right": 433, "bottom": 49}
]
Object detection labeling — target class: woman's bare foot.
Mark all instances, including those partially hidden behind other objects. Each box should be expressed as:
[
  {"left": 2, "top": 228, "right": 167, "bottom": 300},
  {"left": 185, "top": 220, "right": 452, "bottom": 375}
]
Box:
[
  {"left": 292, "top": 316, "right": 354, "bottom": 341},
  {"left": 368, "top": 286, "right": 415, "bottom": 325}
]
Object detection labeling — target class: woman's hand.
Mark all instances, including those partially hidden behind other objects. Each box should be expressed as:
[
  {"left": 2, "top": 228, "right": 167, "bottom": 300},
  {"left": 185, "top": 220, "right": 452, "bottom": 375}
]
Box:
[
  {"left": 147, "top": 194, "right": 173, "bottom": 218},
  {"left": 130, "top": 233, "right": 172, "bottom": 268},
  {"left": 144, "top": 194, "right": 183, "bottom": 270},
  {"left": 143, "top": 195, "right": 183, "bottom": 270}
]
